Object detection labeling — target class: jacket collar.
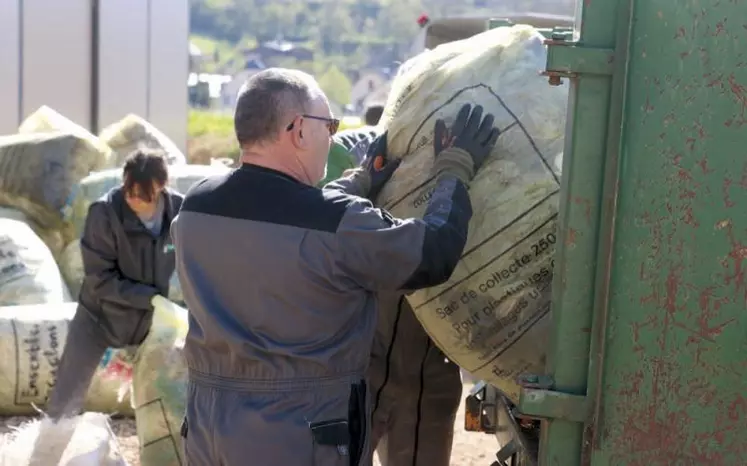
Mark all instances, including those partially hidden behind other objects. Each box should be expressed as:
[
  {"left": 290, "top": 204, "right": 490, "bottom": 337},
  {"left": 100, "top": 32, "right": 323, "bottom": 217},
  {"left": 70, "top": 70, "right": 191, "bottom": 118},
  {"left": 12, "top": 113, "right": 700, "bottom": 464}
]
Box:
[{"left": 109, "top": 187, "right": 179, "bottom": 236}]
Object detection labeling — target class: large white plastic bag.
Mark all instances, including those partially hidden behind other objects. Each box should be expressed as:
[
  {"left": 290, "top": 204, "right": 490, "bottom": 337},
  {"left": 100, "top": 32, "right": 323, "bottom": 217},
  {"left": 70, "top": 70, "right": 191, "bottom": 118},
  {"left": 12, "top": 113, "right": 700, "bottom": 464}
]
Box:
[
  {"left": 0, "top": 207, "right": 67, "bottom": 262},
  {"left": 0, "top": 132, "right": 108, "bottom": 252},
  {"left": 59, "top": 240, "right": 84, "bottom": 299},
  {"left": 132, "top": 296, "right": 188, "bottom": 466},
  {"left": 377, "top": 25, "right": 568, "bottom": 401},
  {"left": 18, "top": 105, "right": 116, "bottom": 170},
  {"left": 0, "top": 412, "right": 127, "bottom": 466},
  {"left": 99, "top": 114, "right": 186, "bottom": 166},
  {"left": 0, "top": 303, "right": 134, "bottom": 416},
  {"left": 0, "top": 218, "right": 72, "bottom": 306}
]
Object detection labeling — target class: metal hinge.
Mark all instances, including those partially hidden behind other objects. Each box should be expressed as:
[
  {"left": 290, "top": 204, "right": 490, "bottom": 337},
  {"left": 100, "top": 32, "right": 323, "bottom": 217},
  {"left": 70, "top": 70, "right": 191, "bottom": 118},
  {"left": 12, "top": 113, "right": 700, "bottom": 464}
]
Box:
[
  {"left": 516, "top": 374, "right": 591, "bottom": 423},
  {"left": 542, "top": 29, "right": 615, "bottom": 86}
]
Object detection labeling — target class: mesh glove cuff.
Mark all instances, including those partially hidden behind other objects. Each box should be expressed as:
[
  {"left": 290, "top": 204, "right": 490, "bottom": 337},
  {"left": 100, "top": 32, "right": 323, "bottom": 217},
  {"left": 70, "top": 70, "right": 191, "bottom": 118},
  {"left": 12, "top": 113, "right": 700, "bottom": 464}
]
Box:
[{"left": 432, "top": 147, "right": 475, "bottom": 184}]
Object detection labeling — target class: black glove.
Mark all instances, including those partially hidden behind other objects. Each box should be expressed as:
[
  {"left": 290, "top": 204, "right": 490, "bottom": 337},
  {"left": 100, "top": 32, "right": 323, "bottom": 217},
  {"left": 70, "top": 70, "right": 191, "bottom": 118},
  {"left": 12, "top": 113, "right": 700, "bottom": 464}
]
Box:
[
  {"left": 358, "top": 131, "right": 400, "bottom": 200},
  {"left": 433, "top": 103, "right": 500, "bottom": 181}
]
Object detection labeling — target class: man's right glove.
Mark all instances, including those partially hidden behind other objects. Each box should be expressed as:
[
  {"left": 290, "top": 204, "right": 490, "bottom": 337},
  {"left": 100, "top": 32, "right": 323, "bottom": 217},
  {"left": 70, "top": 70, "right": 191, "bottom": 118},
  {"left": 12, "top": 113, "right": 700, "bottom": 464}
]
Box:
[{"left": 432, "top": 103, "right": 500, "bottom": 183}]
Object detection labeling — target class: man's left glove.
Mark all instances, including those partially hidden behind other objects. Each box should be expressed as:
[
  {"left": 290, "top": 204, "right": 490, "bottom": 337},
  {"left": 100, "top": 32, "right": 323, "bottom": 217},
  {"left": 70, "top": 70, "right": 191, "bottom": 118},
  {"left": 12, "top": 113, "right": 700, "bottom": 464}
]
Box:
[{"left": 356, "top": 131, "right": 400, "bottom": 201}]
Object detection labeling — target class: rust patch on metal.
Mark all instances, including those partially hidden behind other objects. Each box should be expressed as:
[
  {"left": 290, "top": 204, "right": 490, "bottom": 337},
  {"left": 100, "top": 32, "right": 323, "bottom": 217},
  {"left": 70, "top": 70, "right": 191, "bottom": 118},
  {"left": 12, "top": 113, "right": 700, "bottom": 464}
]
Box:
[
  {"left": 722, "top": 177, "right": 736, "bottom": 207},
  {"left": 565, "top": 227, "right": 578, "bottom": 246},
  {"left": 720, "top": 219, "right": 747, "bottom": 298},
  {"left": 572, "top": 197, "right": 592, "bottom": 224},
  {"left": 728, "top": 74, "right": 747, "bottom": 117},
  {"left": 464, "top": 409, "right": 483, "bottom": 432}
]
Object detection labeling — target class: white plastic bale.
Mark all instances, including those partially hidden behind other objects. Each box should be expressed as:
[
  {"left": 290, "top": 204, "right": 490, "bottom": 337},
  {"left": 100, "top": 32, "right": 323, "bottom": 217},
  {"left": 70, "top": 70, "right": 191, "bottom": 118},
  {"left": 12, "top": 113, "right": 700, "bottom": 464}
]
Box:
[
  {"left": 132, "top": 297, "right": 187, "bottom": 466},
  {"left": 167, "top": 272, "right": 184, "bottom": 306},
  {"left": 0, "top": 131, "right": 109, "bottom": 251},
  {"left": 377, "top": 25, "right": 568, "bottom": 401},
  {"left": 0, "top": 303, "right": 133, "bottom": 416},
  {"left": 59, "top": 240, "right": 84, "bottom": 299},
  {"left": 0, "top": 412, "right": 127, "bottom": 466},
  {"left": 99, "top": 114, "right": 187, "bottom": 166},
  {"left": 18, "top": 105, "right": 117, "bottom": 170},
  {"left": 0, "top": 207, "right": 67, "bottom": 262},
  {"left": 0, "top": 218, "right": 72, "bottom": 306}
]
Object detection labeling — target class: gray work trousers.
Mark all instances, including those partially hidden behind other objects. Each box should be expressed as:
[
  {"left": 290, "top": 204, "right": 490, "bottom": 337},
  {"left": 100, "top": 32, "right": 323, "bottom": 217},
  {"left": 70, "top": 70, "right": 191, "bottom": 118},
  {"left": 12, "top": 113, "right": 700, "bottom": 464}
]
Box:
[
  {"left": 182, "top": 376, "right": 371, "bottom": 466},
  {"left": 46, "top": 307, "right": 112, "bottom": 420},
  {"left": 368, "top": 295, "right": 463, "bottom": 466}
]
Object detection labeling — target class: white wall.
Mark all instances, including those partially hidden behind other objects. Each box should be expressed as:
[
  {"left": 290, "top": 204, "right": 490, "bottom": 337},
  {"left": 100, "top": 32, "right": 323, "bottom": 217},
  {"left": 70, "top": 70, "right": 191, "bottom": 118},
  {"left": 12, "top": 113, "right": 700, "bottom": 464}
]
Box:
[
  {"left": 0, "top": 0, "right": 188, "bottom": 152},
  {"left": 149, "top": 0, "right": 189, "bottom": 153},
  {"left": 22, "top": 0, "right": 91, "bottom": 128},
  {"left": 97, "top": 0, "right": 149, "bottom": 131},
  {"left": 0, "top": 0, "right": 21, "bottom": 134}
]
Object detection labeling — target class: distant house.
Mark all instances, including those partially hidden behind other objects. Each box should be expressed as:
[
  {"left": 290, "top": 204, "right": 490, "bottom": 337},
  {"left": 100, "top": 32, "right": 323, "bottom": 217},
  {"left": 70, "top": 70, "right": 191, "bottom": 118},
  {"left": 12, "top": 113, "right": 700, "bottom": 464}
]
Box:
[
  {"left": 349, "top": 69, "right": 391, "bottom": 113},
  {"left": 241, "top": 38, "right": 314, "bottom": 63},
  {"left": 189, "top": 72, "right": 232, "bottom": 108},
  {"left": 189, "top": 42, "right": 205, "bottom": 73},
  {"left": 220, "top": 56, "right": 268, "bottom": 109}
]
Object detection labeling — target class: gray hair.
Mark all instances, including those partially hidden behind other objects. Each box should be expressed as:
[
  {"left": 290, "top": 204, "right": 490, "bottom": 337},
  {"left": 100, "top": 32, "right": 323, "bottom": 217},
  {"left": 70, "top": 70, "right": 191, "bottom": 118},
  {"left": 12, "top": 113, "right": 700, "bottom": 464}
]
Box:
[{"left": 234, "top": 68, "right": 324, "bottom": 147}]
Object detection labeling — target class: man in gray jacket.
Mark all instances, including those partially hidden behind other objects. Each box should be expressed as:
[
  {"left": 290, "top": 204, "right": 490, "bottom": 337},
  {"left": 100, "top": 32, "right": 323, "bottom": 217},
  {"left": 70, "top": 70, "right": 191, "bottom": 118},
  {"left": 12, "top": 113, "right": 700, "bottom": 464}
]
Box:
[{"left": 172, "top": 68, "right": 498, "bottom": 466}]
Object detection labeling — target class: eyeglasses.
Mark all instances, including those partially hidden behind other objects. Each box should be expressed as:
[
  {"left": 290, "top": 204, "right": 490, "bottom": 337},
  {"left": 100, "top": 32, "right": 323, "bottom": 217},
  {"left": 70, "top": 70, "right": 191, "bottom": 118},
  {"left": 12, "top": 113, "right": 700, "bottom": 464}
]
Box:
[{"left": 286, "top": 114, "right": 340, "bottom": 136}]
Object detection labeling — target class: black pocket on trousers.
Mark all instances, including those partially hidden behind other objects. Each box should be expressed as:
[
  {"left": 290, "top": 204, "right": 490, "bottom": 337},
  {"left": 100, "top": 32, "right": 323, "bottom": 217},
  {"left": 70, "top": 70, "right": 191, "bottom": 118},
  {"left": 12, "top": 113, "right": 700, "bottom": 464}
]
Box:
[
  {"left": 348, "top": 381, "right": 367, "bottom": 466},
  {"left": 180, "top": 417, "right": 188, "bottom": 438},
  {"left": 310, "top": 419, "right": 350, "bottom": 466}
]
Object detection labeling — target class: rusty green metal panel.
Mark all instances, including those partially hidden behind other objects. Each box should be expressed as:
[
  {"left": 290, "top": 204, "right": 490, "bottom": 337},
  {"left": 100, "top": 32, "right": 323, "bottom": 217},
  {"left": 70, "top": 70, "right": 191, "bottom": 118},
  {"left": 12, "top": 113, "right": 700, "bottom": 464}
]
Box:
[
  {"left": 524, "top": 0, "right": 747, "bottom": 463},
  {"left": 534, "top": 0, "right": 747, "bottom": 463},
  {"left": 588, "top": 0, "right": 747, "bottom": 463}
]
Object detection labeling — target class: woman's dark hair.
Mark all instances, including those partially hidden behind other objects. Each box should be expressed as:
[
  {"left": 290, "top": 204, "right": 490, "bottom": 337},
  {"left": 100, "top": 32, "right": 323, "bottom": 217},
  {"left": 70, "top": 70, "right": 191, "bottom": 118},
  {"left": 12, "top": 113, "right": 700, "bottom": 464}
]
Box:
[{"left": 122, "top": 149, "right": 169, "bottom": 202}]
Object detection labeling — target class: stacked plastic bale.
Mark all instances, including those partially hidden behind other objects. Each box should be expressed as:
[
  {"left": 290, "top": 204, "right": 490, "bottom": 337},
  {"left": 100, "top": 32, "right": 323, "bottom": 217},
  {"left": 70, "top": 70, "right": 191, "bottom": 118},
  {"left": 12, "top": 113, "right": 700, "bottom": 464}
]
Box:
[
  {"left": 99, "top": 114, "right": 187, "bottom": 166},
  {"left": 0, "top": 109, "right": 202, "bottom": 421},
  {"left": 0, "top": 106, "right": 115, "bottom": 306},
  {"left": 0, "top": 301, "right": 135, "bottom": 419},
  {"left": 0, "top": 107, "right": 227, "bottom": 464}
]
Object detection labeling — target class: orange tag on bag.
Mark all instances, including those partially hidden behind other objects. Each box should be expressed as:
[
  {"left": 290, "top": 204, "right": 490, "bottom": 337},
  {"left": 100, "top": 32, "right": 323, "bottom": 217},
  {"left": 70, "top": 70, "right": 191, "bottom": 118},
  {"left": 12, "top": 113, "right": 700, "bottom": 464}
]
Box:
[{"left": 373, "top": 155, "right": 385, "bottom": 171}]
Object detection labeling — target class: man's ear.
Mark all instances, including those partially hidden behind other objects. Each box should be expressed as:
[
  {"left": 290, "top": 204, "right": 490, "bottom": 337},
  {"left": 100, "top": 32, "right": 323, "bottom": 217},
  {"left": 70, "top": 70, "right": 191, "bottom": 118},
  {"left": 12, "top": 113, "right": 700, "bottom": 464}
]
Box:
[{"left": 290, "top": 120, "right": 306, "bottom": 149}]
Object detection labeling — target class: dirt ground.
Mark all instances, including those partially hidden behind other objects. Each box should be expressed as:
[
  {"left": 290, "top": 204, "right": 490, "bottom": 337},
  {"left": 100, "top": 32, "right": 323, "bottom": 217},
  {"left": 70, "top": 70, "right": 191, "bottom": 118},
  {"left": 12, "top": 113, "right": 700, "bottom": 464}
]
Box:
[{"left": 0, "top": 383, "right": 498, "bottom": 465}]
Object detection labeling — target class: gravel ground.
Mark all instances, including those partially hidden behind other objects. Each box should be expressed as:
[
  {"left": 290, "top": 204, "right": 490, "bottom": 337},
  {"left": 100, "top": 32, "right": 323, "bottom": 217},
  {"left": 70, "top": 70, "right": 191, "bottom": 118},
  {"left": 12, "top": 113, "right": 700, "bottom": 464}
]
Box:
[{"left": 0, "top": 383, "right": 498, "bottom": 465}]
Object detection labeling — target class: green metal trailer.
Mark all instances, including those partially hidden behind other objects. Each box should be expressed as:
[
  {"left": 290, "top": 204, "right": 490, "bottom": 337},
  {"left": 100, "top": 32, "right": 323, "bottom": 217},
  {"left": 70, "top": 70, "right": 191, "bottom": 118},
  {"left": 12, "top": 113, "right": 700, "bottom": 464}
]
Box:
[{"left": 435, "top": 1, "right": 747, "bottom": 464}]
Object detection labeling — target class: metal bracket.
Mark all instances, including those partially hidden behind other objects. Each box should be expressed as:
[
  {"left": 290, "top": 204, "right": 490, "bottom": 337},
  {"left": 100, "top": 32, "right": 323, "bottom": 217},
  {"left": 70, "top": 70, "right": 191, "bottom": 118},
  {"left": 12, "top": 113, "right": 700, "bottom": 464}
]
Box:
[
  {"left": 516, "top": 375, "right": 591, "bottom": 424},
  {"left": 465, "top": 382, "right": 540, "bottom": 466},
  {"left": 465, "top": 381, "right": 498, "bottom": 433},
  {"left": 543, "top": 29, "right": 615, "bottom": 85}
]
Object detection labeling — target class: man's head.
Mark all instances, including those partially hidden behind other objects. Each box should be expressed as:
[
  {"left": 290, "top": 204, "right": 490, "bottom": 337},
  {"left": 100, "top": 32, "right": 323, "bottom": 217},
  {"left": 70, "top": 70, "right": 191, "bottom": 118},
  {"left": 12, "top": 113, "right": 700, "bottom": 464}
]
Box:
[
  {"left": 122, "top": 149, "right": 168, "bottom": 217},
  {"left": 363, "top": 104, "right": 384, "bottom": 126},
  {"left": 234, "top": 68, "right": 338, "bottom": 185}
]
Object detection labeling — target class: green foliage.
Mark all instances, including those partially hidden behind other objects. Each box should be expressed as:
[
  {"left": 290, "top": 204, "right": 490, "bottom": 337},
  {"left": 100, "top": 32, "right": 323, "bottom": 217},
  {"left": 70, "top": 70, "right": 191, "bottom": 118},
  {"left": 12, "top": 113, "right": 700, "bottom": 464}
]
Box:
[
  {"left": 187, "top": 110, "right": 239, "bottom": 164},
  {"left": 189, "top": 0, "right": 576, "bottom": 76},
  {"left": 188, "top": 110, "right": 234, "bottom": 137},
  {"left": 318, "top": 66, "right": 353, "bottom": 107}
]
